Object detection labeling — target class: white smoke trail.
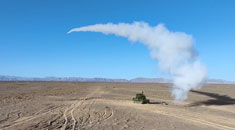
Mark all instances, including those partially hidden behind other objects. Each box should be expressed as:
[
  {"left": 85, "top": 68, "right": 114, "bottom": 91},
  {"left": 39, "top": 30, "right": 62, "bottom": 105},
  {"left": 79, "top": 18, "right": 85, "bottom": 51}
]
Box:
[{"left": 68, "top": 22, "right": 207, "bottom": 101}]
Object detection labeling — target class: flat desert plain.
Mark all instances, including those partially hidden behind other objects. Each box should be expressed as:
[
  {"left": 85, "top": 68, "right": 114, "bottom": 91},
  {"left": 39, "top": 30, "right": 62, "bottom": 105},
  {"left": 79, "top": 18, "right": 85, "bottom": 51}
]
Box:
[{"left": 0, "top": 82, "right": 235, "bottom": 130}]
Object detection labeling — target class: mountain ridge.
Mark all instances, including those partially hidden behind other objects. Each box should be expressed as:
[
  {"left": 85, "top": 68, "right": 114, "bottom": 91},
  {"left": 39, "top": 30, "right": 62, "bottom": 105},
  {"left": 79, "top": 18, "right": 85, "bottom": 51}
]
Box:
[{"left": 0, "top": 75, "right": 234, "bottom": 84}]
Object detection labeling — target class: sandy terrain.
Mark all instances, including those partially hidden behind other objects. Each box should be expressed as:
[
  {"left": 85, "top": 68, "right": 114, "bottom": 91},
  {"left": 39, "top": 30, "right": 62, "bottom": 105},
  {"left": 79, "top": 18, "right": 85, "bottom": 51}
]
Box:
[{"left": 0, "top": 82, "right": 235, "bottom": 130}]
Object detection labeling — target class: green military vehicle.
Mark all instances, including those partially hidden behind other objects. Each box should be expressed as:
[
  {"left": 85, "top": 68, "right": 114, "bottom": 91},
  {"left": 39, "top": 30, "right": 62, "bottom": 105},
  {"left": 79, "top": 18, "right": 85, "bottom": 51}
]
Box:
[{"left": 132, "top": 91, "right": 150, "bottom": 104}]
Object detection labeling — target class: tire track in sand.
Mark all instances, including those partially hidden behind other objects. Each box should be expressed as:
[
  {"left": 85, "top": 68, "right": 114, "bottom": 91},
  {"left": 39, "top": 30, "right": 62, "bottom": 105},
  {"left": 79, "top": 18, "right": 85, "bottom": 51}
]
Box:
[
  {"left": 103, "top": 99, "right": 235, "bottom": 130},
  {"left": 1, "top": 106, "right": 62, "bottom": 129},
  {"left": 61, "top": 87, "right": 104, "bottom": 130},
  {"left": 152, "top": 109, "right": 235, "bottom": 130}
]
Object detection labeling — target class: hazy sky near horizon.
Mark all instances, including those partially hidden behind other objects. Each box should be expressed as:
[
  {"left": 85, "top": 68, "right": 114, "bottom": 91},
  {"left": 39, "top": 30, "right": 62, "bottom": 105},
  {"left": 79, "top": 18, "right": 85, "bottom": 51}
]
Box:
[{"left": 0, "top": 0, "right": 235, "bottom": 81}]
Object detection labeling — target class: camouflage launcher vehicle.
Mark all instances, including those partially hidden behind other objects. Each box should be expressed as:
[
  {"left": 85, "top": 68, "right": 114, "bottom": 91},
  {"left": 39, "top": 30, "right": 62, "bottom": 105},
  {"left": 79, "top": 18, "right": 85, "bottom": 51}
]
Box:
[{"left": 132, "top": 91, "right": 150, "bottom": 104}]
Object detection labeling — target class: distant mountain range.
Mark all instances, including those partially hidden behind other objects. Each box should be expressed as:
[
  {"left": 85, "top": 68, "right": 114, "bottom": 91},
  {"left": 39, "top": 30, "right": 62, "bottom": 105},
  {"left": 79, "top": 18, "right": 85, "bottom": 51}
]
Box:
[
  {"left": 205, "top": 78, "right": 235, "bottom": 84},
  {"left": 0, "top": 75, "right": 128, "bottom": 82},
  {"left": 0, "top": 75, "right": 234, "bottom": 84},
  {"left": 130, "top": 78, "right": 171, "bottom": 83}
]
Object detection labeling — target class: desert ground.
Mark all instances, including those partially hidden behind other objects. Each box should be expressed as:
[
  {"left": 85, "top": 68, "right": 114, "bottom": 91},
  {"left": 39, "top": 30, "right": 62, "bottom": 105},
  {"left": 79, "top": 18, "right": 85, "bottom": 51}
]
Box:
[{"left": 0, "top": 82, "right": 235, "bottom": 130}]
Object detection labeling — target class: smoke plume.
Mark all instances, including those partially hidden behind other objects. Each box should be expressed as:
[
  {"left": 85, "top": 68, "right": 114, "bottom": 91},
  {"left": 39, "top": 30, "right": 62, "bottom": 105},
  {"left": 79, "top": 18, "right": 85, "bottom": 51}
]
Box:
[{"left": 68, "top": 22, "right": 207, "bottom": 101}]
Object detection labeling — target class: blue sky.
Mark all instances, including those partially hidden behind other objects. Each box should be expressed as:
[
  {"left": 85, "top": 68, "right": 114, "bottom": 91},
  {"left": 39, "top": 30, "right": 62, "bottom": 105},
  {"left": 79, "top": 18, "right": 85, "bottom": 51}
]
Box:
[{"left": 0, "top": 0, "right": 234, "bottom": 81}]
